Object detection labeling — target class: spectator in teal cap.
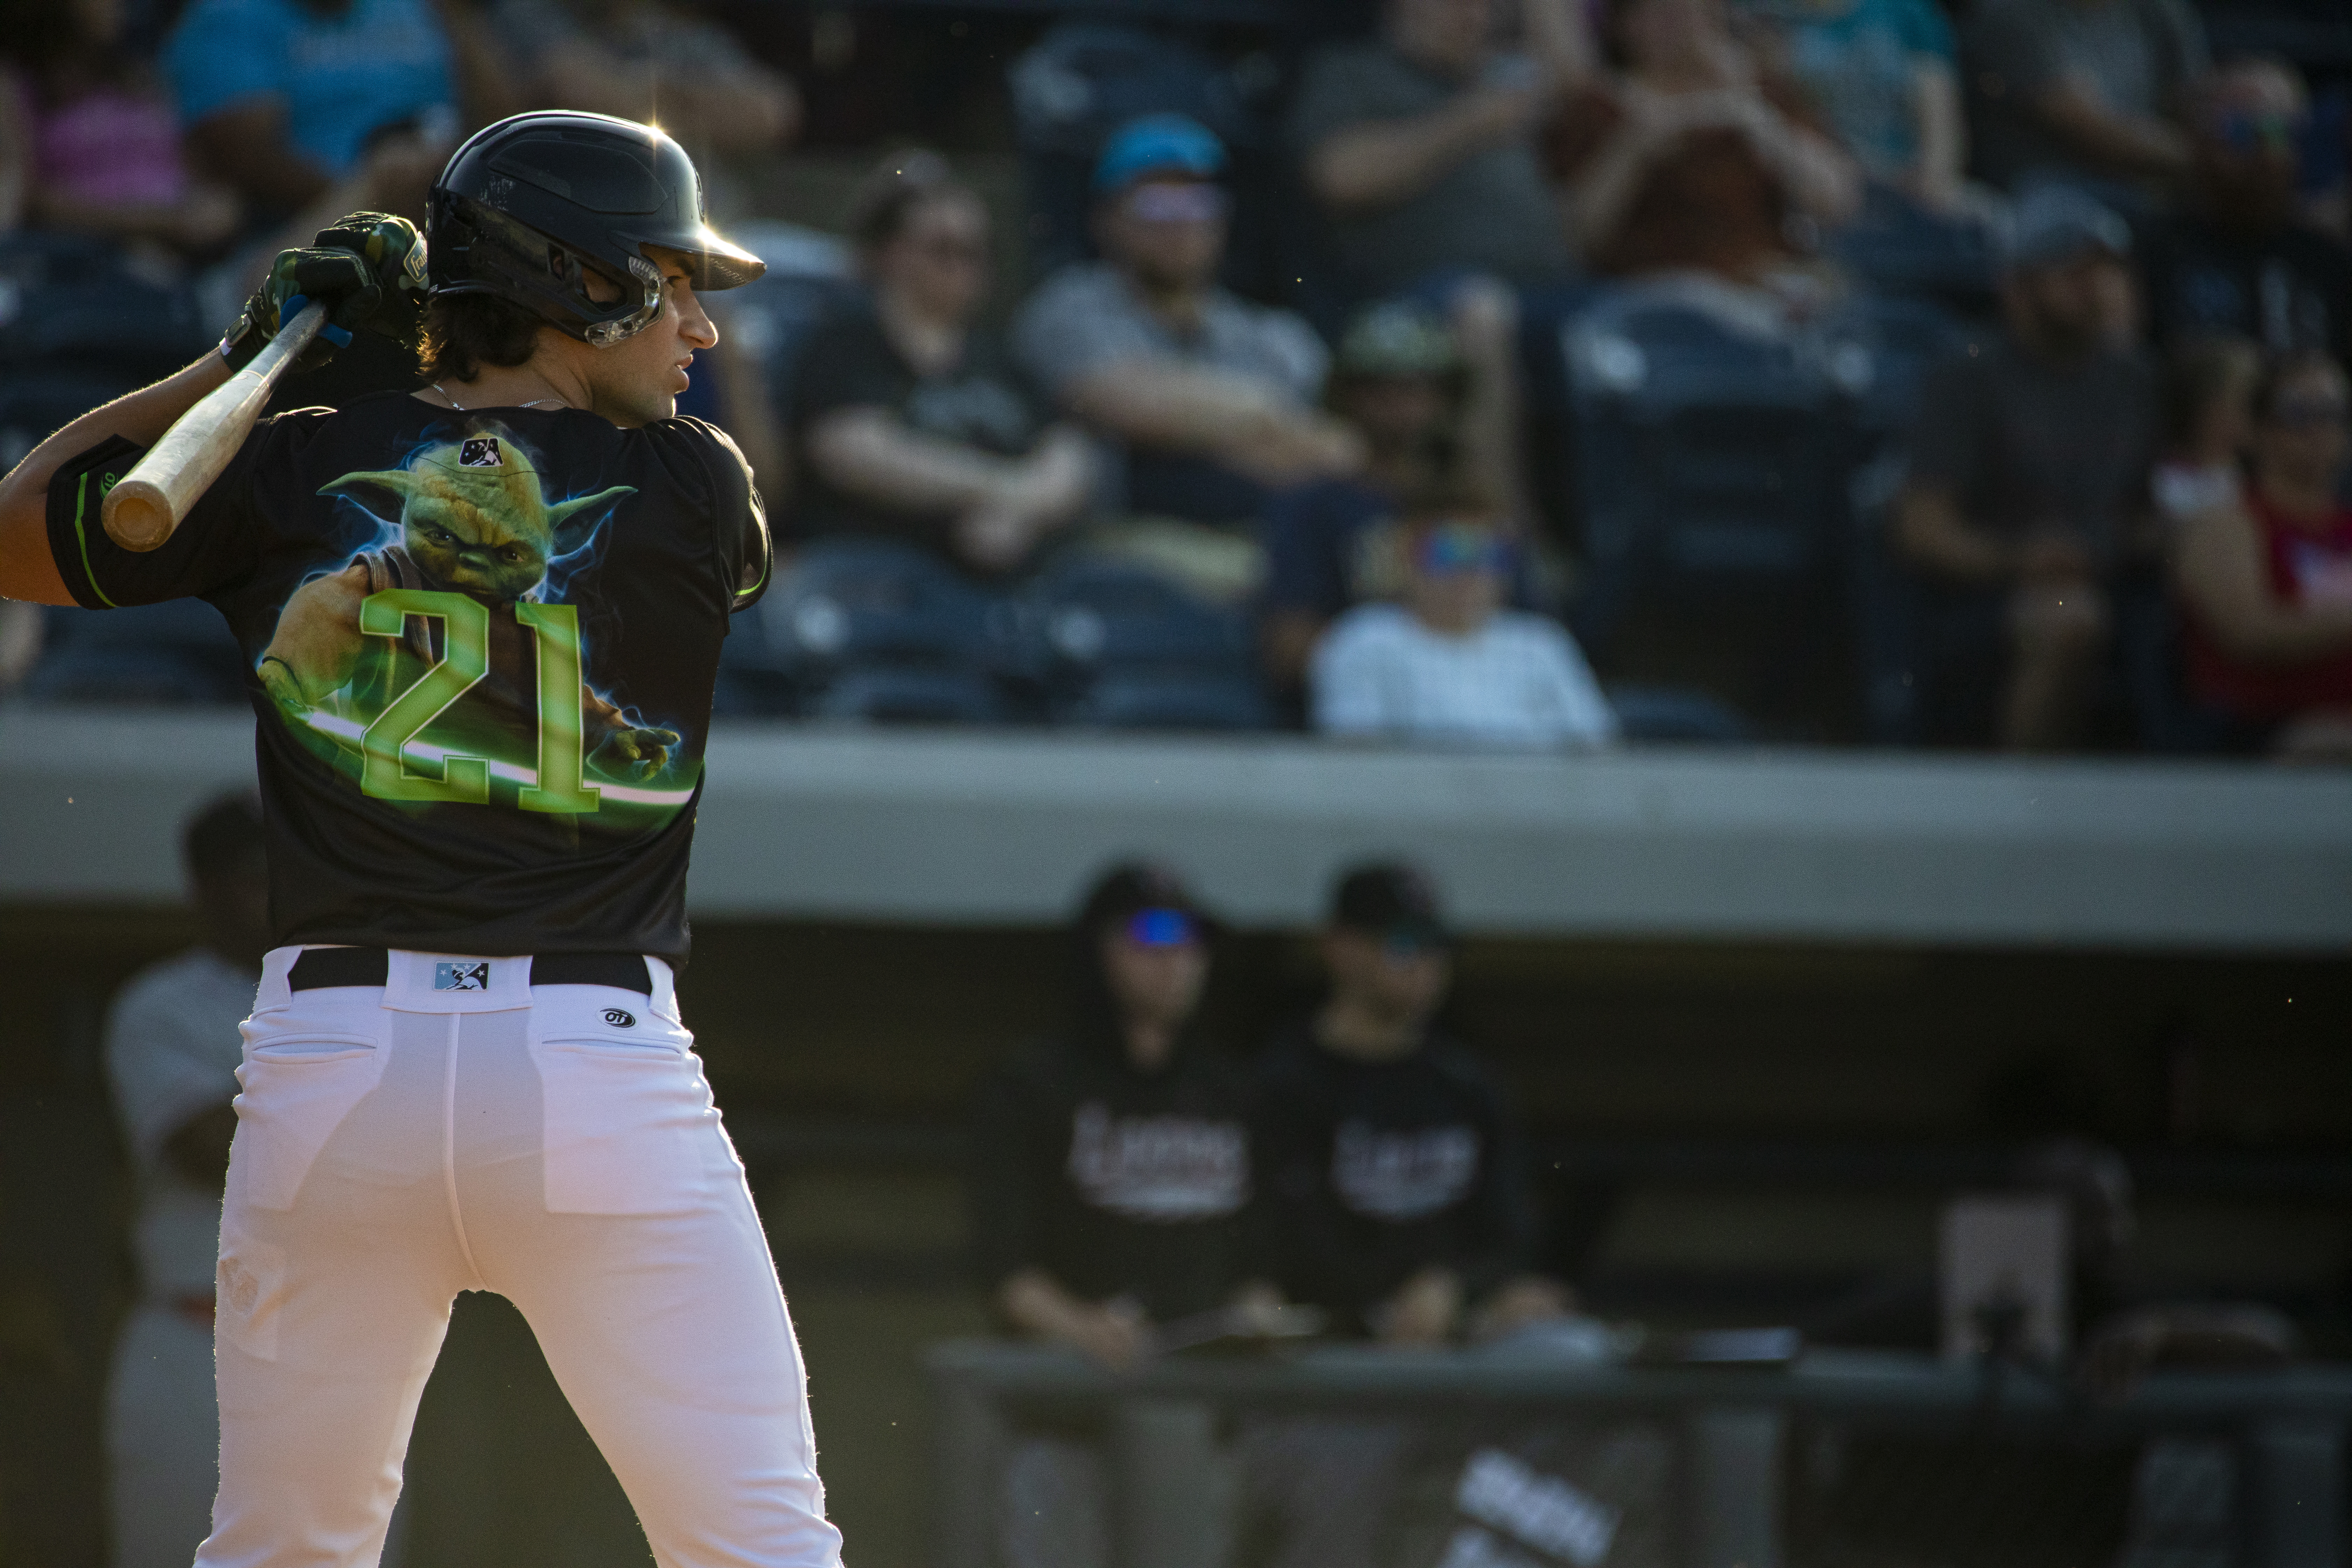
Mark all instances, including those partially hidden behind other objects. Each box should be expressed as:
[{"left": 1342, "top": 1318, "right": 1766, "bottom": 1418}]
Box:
[{"left": 1014, "top": 113, "right": 1365, "bottom": 575}]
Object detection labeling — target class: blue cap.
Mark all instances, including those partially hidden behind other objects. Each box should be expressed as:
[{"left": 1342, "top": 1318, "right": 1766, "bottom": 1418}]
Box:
[{"left": 1092, "top": 113, "right": 1225, "bottom": 195}]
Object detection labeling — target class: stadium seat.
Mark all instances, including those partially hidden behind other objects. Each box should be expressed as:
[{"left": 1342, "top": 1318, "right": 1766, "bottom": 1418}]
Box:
[
  {"left": 750, "top": 538, "right": 1011, "bottom": 724},
  {"left": 25, "top": 602, "right": 249, "bottom": 706},
  {"left": 1560, "top": 289, "right": 1873, "bottom": 733},
  {"left": 705, "top": 223, "right": 865, "bottom": 426},
  {"left": 0, "top": 232, "right": 214, "bottom": 382},
  {"left": 1825, "top": 183, "right": 1997, "bottom": 308},
  {"left": 1022, "top": 557, "right": 1270, "bottom": 730},
  {"left": 1602, "top": 685, "right": 1752, "bottom": 743},
  {"left": 1815, "top": 294, "right": 1979, "bottom": 437}
]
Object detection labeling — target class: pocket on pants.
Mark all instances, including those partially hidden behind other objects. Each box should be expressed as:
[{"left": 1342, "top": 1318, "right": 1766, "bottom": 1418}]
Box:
[
  {"left": 232, "top": 1011, "right": 388, "bottom": 1212},
  {"left": 530, "top": 1006, "right": 721, "bottom": 1216}
]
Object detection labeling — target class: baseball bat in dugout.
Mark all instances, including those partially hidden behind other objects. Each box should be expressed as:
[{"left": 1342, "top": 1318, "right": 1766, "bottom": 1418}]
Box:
[{"left": 102, "top": 299, "right": 331, "bottom": 552}]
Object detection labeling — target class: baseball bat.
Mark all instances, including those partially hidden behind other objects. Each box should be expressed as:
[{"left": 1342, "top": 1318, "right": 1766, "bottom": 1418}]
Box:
[{"left": 101, "top": 300, "right": 331, "bottom": 553}]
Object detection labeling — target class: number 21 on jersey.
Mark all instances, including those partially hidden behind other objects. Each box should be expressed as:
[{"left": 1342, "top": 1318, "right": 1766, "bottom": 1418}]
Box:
[{"left": 357, "top": 589, "right": 601, "bottom": 813}]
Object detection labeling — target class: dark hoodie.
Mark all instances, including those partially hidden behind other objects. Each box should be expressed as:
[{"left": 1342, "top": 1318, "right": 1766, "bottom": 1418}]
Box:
[
  {"left": 1254, "top": 1020, "right": 1536, "bottom": 1335},
  {"left": 967, "top": 915, "right": 1259, "bottom": 1322}
]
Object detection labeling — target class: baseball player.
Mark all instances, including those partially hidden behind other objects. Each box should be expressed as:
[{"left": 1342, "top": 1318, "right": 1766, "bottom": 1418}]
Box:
[{"left": 0, "top": 112, "right": 840, "bottom": 1568}]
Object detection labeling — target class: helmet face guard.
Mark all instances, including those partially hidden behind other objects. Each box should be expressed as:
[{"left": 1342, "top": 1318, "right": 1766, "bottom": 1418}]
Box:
[{"left": 427, "top": 111, "right": 765, "bottom": 348}]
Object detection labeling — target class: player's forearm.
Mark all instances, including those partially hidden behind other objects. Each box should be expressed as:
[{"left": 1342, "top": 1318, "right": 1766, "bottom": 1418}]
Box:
[{"left": 0, "top": 354, "right": 231, "bottom": 603}]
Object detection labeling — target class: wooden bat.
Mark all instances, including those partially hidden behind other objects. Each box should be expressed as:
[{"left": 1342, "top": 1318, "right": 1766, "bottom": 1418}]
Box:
[{"left": 101, "top": 300, "right": 331, "bottom": 553}]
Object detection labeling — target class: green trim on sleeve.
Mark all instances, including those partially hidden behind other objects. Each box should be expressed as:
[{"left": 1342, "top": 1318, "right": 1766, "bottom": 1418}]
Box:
[{"left": 71, "top": 469, "right": 121, "bottom": 610}]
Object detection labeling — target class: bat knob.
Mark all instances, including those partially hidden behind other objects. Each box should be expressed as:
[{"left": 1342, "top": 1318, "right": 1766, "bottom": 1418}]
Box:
[{"left": 102, "top": 479, "right": 175, "bottom": 553}]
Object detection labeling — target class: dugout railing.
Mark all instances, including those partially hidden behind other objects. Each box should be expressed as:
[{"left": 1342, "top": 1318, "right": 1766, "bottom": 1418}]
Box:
[{"left": 924, "top": 1339, "right": 2350, "bottom": 1568}]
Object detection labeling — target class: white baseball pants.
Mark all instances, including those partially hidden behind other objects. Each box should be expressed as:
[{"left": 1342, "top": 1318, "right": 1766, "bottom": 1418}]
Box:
[{"left": 199, "top": 947, "right": 842, "bottom": 1568}]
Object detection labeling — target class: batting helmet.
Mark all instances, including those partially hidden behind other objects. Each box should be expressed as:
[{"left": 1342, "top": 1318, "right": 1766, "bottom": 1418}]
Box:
[{"left": 428, "top": 111, "right": 766, "bottom": 347}]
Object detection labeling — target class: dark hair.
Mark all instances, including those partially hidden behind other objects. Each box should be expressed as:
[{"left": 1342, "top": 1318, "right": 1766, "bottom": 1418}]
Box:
[
  {"left": 846, "top": 147, "right": 976, "bottom": 255},
  {"left": 183, "top": 792, "right": 265, "bottom": 888},
  {"left": 419, "top": 292, "right": 548, "bottom": 383},
  {"left": 2159, "top": 334, "right": 2260, "bottom": 451},
  {"left": 2249, "top": 348, "right": 2346, "bottom": 425}
]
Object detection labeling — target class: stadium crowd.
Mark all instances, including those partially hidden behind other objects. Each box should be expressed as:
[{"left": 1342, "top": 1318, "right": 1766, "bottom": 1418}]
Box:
[{"left": 2, "top": 0, "right": 2351, "bottom": 754}]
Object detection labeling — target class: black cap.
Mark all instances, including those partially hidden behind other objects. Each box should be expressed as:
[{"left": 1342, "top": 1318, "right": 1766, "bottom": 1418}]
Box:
[
  {"left": 1077, "top": 860, "right": 1214, "bottom": 933},
  {"left": 1329, "top": 861, "right": 1448, "bottom": 943}
]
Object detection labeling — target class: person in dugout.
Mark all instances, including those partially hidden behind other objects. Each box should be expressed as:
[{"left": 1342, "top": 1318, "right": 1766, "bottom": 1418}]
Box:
[
  {"left": 1235, "top": 861, "right": 1572, "bottom": 1568},
  {"left": 967, "top": 861, "right": 1276, "bottom": 1568}
]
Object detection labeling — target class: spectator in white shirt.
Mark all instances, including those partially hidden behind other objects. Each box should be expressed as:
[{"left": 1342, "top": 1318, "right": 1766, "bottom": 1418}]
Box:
[{"left": 1310, "top": 505, "right": 1618, "bottom": 748}]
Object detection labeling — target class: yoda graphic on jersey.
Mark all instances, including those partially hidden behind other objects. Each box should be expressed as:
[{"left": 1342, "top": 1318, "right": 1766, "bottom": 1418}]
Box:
[{"left": 259, "top": 425, "right": 684, "bottom": 818}]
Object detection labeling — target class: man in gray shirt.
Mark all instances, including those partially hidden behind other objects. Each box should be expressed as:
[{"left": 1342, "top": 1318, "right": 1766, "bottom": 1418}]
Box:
[
  {"left": 1015, "top": 114, "right": 1362, "bottom": 530},
  {"left": 1895, "top": 188, "right": 2158, "bottom": 749},
  {"left": 1965, "top": 0, "right": 2209, "bottom": 198},
  {"left": 1287, "top": 0, "right": 1587, "bottom": 298}
]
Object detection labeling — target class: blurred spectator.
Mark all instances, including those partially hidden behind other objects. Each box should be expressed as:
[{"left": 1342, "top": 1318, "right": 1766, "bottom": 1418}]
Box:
[
  {"left": 1894, "top": 187, "right": 2158, "bottom": 749},
  {"left": 1014, "top": 115, "right": 1362, "bottom": 544},
  {"left": 1961, "top": 0, "right": 2207, "bottom": 201},
  {"left": 793, "top": 151, "right": 1092, "bottom": 574},
  {"left": 1260, "top": 302, "right": 1534, "bottom": 697},
  {"left": 488, "top": 0, "right": 798, "bottom": 155},
  {"left": 2136, "top": 58, "right": 2352, "bottom": 368},
  {"left": 0, "top": 0, "right": 241, "bottom": 260},
  {"left": 2149, "top": 332, "right": 2258, "bottom": 527},
  {"left": 2173, "top": 350, "right": 2352, "bottom": 760},
  {"left": 1242, "top": 863, "right": 1566, "bottom": 1568},
  {"left": 164, "top": 0, "right": 508, "bottom": 224},
  {"left": 1744, "top": 0, "right": 1967, "bottom": 212},
  {"left": 1287, "top": 0, "right": 1590, "bottom": 299},
  {"left": 0, "top": 601, "right": 41, "bottom": 694},
  {"left": 1549, "top": 0, "right": 1861, "bottom": 303},
  {"left": 970, "top": 863, "right": 1266, "bottom": 1366},
  {"left": 1256, "top": 863, "right": 1566, "bottom": 1343},
  {"left": 970, "top": 862, "right": 1271, "bottom": 1568},
  {"left": 104, "top": 793, "right": 267, "bottom": 1568},
  {"left": 1311, "top": 504, "right": 1617, "bottom": 749}
]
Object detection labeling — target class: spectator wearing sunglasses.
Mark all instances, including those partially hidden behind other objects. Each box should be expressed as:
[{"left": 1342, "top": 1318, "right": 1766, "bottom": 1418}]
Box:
[
  {"left": 2172, "top": 350, "right": 2352, "bottom": 760},
  {"left": 793, "top": 149, "right": 1094, "bottom": 573},
  {"left": 1013, "top": 115, "right": 1364, "bottom": 571},
  {"left": 969, "top": 862, "right": 1272, "bottom": 1372},
  {"left": 2136, "top": 59, "right": 2352, "bottom": 372},
  {"left": 1310, "top": 502, "right": 1617, "bottom": 749},
  {"left": 1236, "top": 864, "right": 1567, "bottom": 1568},
  {"left": 1255, "top": 864, "right": 1568, "bottom": 1346}
]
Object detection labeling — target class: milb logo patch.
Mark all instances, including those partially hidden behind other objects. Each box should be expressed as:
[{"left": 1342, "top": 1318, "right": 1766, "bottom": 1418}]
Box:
[
  {"left": 458, "top": 436, "right": 503, "bottom": 468},
  {"left": 434, "top": 961, "right": 491, "bottom": 991}
]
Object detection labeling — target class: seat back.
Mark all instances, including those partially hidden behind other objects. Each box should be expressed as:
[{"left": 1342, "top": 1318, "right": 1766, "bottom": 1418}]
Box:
[
  {"left": 26, "top": 602, "right": 249, "bottom": 706},
  {"left": 1023, "top": 558, "right": 1269, "bottom": 729}
]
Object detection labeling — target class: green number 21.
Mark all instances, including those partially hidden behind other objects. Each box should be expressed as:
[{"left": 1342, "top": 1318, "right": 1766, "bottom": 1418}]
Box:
[{"left": 357, "top": 589, "right": 601, "bottom": 813}]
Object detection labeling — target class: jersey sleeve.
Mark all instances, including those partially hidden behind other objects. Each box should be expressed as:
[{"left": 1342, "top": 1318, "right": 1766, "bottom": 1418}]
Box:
[
  {"left": 45, "top": 431, "right": 267, "bottom": 610},
  {"left": 680, "top": 420, "right": 772, "bottom": 613}
]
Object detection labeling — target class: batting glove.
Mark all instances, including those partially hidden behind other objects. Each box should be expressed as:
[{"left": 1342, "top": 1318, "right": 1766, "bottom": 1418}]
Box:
[{"left": 218, "top": 212, "right": 430, "bottom": 373}]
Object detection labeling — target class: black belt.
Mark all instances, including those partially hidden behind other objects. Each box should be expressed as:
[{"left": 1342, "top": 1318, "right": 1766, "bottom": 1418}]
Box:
[{"left": 287, "top": 948, "right": 652, "bottom": 995}]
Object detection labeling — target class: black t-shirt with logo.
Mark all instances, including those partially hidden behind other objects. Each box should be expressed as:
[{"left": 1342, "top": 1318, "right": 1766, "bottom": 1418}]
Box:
[
  {"left": 46, "top": 393, "right": 770, "bottom": 961},
  {"left": 788, "top": 298, "right": 1046, "bottom": 552},
  {"left": 1255, "top": 1022, "right": 1536, "bottom": 1334},
  {"left": 968, "top": 1033, "right": 1257, "bottom": 1323}
]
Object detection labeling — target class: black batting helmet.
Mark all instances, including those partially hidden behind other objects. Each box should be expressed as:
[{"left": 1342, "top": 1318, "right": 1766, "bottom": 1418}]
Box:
[{"left": 428, "top": 111, "right": 766, "bottom": 346}]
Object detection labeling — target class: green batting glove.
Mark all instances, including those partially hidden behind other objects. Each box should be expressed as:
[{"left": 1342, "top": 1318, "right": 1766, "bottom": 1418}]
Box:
[{"left": 218, "top": 212, "right": 430, "bottom": 373}]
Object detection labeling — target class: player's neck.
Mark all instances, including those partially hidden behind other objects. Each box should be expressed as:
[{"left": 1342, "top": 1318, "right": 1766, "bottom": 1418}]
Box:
[{"left": 428, "top": 354, "right": 592, "bottom": 417}]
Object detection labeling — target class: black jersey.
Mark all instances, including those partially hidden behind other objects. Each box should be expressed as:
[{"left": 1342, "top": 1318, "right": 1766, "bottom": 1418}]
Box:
[
  {"left": 46, "top": 394, "right": 770, "bottom": 961},
  {"left": 1255, "top": 1023, "right": 1537, "bottom": 1334},
  {"left": 968, "top": 1034, "right": 1258, "bottom": 1323}
]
